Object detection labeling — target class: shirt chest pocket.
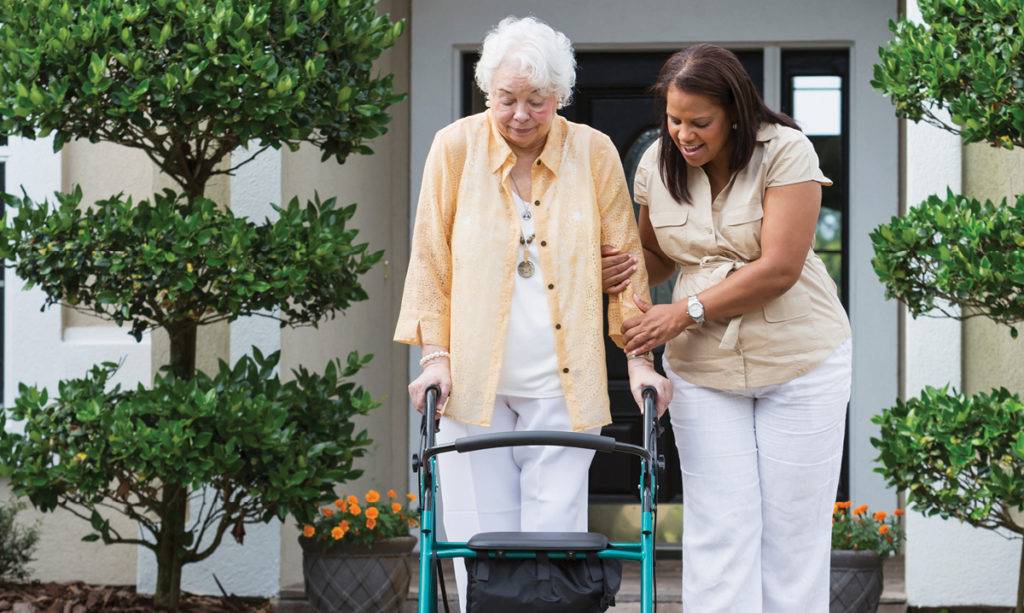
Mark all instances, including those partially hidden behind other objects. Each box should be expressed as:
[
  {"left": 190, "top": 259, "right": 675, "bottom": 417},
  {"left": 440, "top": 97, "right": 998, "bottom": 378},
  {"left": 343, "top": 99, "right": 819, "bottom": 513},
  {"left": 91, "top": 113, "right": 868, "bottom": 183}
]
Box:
[
  {"left": 649, "top": 206, "right": 690, "bottom": 259},
  {"left": 720, "top": 196, "right": 764, "bottom": 258}
]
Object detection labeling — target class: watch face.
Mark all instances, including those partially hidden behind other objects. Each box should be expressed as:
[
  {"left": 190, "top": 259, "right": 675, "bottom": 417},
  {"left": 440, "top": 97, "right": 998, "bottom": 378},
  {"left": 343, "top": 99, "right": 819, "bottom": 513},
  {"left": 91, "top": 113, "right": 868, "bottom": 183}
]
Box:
[{"left": 688, "top": 299, "right": 704, "bottom": 320}]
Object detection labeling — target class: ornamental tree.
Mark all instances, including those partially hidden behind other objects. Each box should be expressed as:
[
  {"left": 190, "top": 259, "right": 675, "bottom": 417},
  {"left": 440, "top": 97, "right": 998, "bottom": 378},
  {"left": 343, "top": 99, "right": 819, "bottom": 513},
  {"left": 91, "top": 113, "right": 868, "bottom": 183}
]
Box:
[
  {"left": 0, "top": 0, "right": 404, "bottom": 609},
  {"left": 870, "top": 2, "right": 1024, "bottom": 610}
]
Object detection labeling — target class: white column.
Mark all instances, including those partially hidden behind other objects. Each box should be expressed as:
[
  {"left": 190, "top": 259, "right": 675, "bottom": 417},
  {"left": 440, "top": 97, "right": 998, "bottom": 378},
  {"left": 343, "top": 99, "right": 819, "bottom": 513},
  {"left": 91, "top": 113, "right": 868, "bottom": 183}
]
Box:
[
  {"left": 136, "top": 145, "right": 283, "bottom": 598},
  {"left": 902, "top": 1, "right": 1017, "bottom": 607}
]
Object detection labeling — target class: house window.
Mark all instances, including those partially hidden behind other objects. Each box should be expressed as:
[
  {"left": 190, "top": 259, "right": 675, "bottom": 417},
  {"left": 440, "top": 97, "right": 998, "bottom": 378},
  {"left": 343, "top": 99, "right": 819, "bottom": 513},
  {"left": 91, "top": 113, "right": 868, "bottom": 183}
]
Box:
[{"left": 782, "top": 51, "right": 850, "bottom": 307}]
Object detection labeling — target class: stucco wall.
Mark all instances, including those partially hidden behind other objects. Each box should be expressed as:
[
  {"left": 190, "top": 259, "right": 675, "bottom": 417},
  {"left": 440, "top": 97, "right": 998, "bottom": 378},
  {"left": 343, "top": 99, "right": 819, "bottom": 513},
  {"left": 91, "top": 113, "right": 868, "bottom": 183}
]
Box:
[{"left": 277, "top": 0, "right": 411, "bottom": 589}]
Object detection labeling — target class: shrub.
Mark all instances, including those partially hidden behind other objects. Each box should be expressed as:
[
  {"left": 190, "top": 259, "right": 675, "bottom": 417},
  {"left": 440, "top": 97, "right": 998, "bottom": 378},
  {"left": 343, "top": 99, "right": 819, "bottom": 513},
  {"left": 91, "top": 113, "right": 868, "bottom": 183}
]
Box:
[{"left": 0, "top": 500, "right": 39, "bottom": 583}]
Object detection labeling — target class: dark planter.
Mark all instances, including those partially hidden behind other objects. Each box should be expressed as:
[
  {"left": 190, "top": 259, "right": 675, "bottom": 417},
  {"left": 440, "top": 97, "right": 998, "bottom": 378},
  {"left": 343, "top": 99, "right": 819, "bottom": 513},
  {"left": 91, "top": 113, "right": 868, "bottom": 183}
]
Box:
[
  {"left": 299, "top": 535, "right": 416, "bottom": 613},
  {"left": 830, "top": 549, "right": 884, "bottom": 613}
]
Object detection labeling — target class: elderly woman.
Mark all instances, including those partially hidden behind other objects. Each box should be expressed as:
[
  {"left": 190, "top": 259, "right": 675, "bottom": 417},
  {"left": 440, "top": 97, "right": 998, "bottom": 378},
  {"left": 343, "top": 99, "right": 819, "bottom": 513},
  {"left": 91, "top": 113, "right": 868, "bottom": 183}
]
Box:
[
  {"left": 394, "top": 16, "right": 671, "bottom": 609},
  {"left": 605, "top": 45, "right": 851, "bottom": 611}
]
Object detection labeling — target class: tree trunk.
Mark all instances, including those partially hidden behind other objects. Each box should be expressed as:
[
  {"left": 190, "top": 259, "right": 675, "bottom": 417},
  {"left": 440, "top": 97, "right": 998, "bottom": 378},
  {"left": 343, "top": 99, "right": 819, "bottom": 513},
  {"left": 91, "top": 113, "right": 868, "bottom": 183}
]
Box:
[
  {"left": 156, "top": 319, "right": 196, "bottom": 610},
  {"left": 167, "top": 320, "right": 198, "bottom": 380},
  {"left": 154, "top": 484, "right": 188, "bottom": 611}
]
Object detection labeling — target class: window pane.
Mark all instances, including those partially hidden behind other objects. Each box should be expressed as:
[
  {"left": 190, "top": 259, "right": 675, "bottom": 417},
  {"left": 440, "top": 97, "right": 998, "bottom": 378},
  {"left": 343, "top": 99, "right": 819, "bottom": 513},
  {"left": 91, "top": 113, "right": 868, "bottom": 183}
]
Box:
[{"left": 793, "top": 75, "right": 842, "bottom": 136}]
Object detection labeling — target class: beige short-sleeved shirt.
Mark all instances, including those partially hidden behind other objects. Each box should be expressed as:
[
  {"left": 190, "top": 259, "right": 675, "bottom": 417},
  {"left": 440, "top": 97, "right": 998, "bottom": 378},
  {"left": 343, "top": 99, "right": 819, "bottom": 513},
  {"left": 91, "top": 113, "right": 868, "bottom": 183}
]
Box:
[{"left": 634, "top": 122, "right": 851, "bottom": 390}]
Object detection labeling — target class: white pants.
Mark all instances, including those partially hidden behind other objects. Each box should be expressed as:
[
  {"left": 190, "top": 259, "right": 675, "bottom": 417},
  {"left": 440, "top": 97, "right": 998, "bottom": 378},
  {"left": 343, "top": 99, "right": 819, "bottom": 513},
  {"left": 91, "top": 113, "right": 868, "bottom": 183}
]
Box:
[
  {"left": 667, "top": 339, "right": 852, "bottom": 613},
  {"left": 436, "top": 395, "right": 598, "bottom": 612}
]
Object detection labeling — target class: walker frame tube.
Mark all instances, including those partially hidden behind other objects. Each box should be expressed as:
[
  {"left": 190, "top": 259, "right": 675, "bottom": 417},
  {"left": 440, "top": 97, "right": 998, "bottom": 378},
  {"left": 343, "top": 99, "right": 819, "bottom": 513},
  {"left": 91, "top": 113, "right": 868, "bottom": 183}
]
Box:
[{"left": 415, "top": 386, "right": 659, "bottom": 612}]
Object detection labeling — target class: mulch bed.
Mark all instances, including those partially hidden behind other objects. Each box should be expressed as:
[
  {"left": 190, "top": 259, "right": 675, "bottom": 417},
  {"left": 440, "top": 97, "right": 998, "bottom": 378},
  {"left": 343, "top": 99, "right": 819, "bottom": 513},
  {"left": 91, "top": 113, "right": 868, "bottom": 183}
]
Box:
[{"left": 0, "top": 582, "right": 273, "bottom": 612}]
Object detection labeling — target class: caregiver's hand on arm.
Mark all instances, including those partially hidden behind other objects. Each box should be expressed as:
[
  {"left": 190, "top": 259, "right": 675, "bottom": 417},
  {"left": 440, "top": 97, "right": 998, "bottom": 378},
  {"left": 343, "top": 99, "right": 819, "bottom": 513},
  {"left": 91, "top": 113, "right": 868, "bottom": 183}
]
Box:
[{"left": 408, "top": 343, "right": 451, "bottom": 416}]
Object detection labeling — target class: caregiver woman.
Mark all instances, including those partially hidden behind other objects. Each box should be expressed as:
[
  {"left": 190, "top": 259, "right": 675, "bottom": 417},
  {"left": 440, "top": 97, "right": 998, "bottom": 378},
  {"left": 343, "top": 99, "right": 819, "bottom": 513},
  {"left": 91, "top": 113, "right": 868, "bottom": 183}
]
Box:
[
  {"left": 605, "top": 44, "right": 852, "bottom": 612},
  {"left": 394, "top": 16, "right": 671, "bottom": 609}
]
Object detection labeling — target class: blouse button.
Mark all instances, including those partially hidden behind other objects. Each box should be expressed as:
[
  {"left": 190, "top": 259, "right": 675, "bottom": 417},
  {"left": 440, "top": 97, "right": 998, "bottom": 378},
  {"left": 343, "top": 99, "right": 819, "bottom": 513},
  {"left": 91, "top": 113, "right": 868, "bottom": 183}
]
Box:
[
  {"left": 536, "top": 160, "right": 542, "bottom": 166},
  {"left": 547, "top": 283, "right": 554, "bottom": 290},
  {"left": 540, "top": 240, "right": 547, "bottom": 247},
  {"left": 562, "top": 368, "right": 569, "bottom": 374},
  {"left": 555, "top": 323, "right": 562, "bottom": 330},
  {"left": 534, "top": 200, "right": 541, "bottom": 206}
]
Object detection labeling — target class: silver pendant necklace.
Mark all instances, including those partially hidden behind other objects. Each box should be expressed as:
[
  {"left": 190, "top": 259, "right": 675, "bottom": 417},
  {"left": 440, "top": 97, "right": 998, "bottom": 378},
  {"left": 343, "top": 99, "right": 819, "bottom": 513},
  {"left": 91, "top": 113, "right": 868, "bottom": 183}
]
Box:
[
  {"left": 510, "top": 172, "right": 536, "bottom": 278},
  {"left": 518, "top": 233, "right": 536, "bottom": 278}
]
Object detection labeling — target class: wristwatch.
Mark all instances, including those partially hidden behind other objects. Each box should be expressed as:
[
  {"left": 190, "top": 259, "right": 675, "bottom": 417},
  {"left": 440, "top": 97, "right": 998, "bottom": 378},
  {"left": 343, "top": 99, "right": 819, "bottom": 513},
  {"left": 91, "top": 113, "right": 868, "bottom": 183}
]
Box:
[{"left": 687, "top": 294, "right": 706, "bottom": 325}]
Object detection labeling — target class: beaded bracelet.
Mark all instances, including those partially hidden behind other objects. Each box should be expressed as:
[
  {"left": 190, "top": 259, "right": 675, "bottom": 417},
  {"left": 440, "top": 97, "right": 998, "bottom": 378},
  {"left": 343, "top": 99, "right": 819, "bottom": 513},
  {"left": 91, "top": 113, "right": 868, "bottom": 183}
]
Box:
[{"left": 419, "top": 350, "right": 450, "bottom": 368}]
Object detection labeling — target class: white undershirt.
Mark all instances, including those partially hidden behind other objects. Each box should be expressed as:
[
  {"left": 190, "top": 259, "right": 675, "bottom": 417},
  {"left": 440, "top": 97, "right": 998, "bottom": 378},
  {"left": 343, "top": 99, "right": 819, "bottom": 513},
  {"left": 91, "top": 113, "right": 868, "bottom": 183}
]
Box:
[{"left": 495, "top": 191, "right": 562, "bottom": 398}]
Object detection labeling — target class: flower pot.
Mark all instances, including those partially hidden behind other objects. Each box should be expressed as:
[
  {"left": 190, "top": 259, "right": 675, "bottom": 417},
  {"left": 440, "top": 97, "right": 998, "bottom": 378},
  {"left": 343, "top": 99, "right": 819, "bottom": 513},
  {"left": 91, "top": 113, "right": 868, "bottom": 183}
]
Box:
[
  {"left": 299, "top": 535, "right": 416, "bottom": 613},
  {"left": 829, "top": 549, "right": 884, "bottom": 613}
]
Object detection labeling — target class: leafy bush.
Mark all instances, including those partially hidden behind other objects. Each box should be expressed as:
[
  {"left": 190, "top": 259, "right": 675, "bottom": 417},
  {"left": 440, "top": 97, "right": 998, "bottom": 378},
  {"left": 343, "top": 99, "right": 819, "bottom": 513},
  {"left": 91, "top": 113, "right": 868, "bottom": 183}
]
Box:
[
  {"left": 0, "top": 500, "right": 39, "bottom": 583},
  {"left": 872, "top": 0, "right": 1024, "bottom": 149},
  {"left": 0, "top": 0, "right": 404, "bottom": 608},
  {"left": 0, "top": 350, "right": 376, "bottom": 538},
  {"left": 870, "top": 191, "right": 1024, "bottom": 332},
  {"left": 872, "top": 386, "right": 1024, "bottom": 535},
  {"left": 1, "top": 188, "right": 381, "bottom": 342}
]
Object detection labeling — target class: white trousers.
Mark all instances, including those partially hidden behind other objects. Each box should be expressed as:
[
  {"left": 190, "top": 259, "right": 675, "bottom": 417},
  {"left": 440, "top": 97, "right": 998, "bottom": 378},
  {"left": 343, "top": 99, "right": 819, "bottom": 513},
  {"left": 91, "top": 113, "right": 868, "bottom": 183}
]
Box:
[
  {"left": 436, "top": 395, "right": 598, "bottom": 612},
  {"left": 667, "top": 339, "right": 852, "bottom": 613}
]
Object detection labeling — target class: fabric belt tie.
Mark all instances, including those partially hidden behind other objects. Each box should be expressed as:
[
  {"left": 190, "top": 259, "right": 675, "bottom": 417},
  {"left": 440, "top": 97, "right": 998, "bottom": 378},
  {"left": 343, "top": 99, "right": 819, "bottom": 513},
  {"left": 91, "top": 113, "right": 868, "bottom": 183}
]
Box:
[{"left": 679, "top": 255, "right": 747, "bottom": 351}]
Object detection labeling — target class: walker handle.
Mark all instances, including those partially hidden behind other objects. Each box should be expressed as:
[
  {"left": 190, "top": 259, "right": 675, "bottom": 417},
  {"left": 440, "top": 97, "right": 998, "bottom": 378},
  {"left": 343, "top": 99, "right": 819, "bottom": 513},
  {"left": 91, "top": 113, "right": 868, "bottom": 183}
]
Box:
[{"left": 452, "top": 430, "right": 617, "bottom": 454}]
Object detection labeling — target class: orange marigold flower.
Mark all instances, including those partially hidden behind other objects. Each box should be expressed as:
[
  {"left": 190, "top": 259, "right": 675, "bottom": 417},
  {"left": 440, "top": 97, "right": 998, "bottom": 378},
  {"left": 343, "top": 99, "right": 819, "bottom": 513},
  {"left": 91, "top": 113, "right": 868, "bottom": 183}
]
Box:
[
  {"left": 407, "top": 492, "right": 417, "bottom": 502},
  {"left": 339, "top": 520, "right": 350, "bottom": 531},
  {"left": 347, "top": 495, "right": 359, "bottom": 506},
  {"left": 391, "top": 502, "right": 402, "bottom": 513},
  {"left": 302, "top": 525, "right": 315, "bottom": 538},
  {"left": 331, "top": 526, "right": 345, "bottom": 540},
  {"left": 366, "top": 490, "right": 381, "bottom": 503},
  {"left": 388, "top": 489, "right": 397, "bottom": 499},
  {"left": 350, "top": 504, "right": 361, "bottom": 516},
  {"left": 366, "top": 517, "right": 377, "bottom": 529},
  {"left": 838, "top": 501, "right": 853, "bottom": 510},
  {"left": 873, "top": 511, "right": 887, "bottom": 521},
  {"left": 852, "top": 504, "right": 869, "bottom": 516},
  {"left": 321, "top": 507, "right": 334, "bottom": 518},
  {"left": 878, "top": 524, "right": 890, "bottom": 535},
  {"left": 893, "top": 508, "right": 905, "bottom": 517},
  {"left": 366, "top": 507, "right": 380, "bottom": 520},
  {"left": 334, "top": 498, "right": 347, "bottom": 511}
]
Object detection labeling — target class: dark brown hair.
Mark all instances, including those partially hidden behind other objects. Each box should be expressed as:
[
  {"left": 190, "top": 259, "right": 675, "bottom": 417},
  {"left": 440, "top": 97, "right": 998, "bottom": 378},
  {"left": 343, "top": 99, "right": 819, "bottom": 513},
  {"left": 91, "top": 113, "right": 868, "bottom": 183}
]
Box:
[{"left": 654, "top": 44, "right": 800, "bottom": 203}]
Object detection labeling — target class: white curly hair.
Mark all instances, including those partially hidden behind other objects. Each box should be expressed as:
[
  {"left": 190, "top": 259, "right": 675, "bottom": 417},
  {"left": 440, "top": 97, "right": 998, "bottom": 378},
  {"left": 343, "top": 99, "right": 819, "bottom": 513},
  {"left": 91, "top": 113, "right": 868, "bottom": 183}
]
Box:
[{"left": 474, "top": 16, "right": 577, "bottom": 108}]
